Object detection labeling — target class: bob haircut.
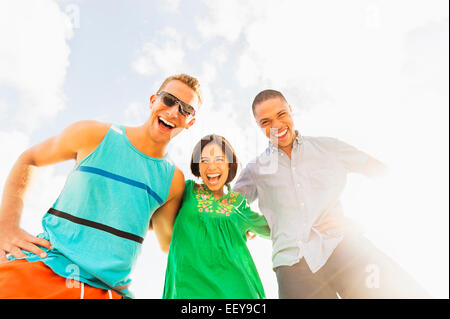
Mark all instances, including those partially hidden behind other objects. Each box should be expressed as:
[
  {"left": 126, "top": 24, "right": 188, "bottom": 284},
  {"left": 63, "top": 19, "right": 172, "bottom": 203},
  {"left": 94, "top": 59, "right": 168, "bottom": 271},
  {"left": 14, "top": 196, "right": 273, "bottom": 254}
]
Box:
[{"left": 190, "top": 134, "right": 239, "bottom": 186}]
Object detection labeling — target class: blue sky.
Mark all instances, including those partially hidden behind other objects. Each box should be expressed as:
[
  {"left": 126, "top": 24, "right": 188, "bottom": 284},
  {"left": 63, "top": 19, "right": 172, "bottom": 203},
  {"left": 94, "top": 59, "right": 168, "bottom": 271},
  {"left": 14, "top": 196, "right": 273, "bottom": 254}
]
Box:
[{"left": 0, "top": 0, "right": 448, "bottom": 298}]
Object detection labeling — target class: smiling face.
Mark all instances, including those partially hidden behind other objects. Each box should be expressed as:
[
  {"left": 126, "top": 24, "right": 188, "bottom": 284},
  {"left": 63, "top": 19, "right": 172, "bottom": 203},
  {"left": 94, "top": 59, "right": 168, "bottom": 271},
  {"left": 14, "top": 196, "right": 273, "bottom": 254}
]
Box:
[
  {"left": 253, "top": 97, "right": 296, "bottom": 150},
  {"left": 199, "top": 143, "right": 230, "bottom": 196},
  {"left": 147, "top": 80, "right": 199, "bottom": 144}
]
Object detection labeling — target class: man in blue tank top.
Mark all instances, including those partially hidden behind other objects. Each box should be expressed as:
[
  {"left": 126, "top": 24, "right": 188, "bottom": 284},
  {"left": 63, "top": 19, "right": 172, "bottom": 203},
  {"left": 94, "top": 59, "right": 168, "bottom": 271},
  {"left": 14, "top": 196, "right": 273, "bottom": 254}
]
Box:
[{"left": 0, "top": 74, "right": 202, "bottom": 299}]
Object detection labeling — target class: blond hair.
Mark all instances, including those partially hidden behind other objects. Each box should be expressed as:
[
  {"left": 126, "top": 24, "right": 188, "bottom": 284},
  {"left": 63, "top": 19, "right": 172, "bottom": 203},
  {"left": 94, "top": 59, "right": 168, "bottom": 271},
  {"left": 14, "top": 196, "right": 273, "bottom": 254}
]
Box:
[{"left": 157, "top": 74, "right": 203, "bottom": 106}]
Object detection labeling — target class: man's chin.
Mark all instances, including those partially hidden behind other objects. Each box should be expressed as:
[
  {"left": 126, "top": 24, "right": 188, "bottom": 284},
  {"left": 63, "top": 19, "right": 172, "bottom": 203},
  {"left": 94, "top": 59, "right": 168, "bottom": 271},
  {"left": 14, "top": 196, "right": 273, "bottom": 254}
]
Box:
[
  {"left": 148, "top": 129, "right": 170, "bottom": 144},
  {"left": 167, "top": 127, "right": 184, "bottom": 140}
]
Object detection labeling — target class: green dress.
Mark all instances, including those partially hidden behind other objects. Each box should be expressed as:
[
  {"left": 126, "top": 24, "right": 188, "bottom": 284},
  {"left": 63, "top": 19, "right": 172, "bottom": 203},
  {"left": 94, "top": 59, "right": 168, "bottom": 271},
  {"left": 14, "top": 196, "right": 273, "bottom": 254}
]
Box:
[{"left": 163, "top": 179, "right": 271, "bottom": 299}]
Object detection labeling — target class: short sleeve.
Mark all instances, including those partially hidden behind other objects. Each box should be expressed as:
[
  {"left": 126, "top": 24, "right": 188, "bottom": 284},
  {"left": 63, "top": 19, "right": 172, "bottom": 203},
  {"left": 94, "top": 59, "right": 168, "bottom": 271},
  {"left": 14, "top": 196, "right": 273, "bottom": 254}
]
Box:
[
  {"left": 183, "top": 179, "right": 196, "bottom": 199},
  {"left": 327, "top": 138, "right": 371, "bottom": 175},
  {"left": 233, "top": 164, "right": 258, "bottom": 203},
  {"left": 235, "top": 194, "right": 270, "bottom": 239}
]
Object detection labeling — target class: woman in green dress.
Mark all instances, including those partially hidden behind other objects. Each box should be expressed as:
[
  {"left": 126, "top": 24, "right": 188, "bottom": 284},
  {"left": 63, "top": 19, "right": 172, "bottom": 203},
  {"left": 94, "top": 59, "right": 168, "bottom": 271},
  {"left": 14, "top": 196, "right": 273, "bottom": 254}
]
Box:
[{"left": 163, "top": 134, "right": 270, "bottom": 299}]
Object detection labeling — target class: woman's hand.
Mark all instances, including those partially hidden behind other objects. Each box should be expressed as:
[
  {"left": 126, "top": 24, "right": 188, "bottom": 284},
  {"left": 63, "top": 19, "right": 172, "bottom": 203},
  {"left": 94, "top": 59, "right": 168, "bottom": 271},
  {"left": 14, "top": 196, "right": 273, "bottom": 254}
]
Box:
[{"left": 246, "top": 232, "right": 256, "bottom": 240}]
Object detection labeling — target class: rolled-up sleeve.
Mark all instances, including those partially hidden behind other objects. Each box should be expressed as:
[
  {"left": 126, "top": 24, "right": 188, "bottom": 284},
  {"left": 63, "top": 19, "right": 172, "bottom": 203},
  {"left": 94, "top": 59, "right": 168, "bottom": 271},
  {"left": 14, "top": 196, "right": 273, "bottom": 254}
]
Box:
[
  {"left": 233, "top": 164, "right": 258, "bottom": 203},
  {"left": 236, "top": 195, "right": 270, "bottom": 239}
]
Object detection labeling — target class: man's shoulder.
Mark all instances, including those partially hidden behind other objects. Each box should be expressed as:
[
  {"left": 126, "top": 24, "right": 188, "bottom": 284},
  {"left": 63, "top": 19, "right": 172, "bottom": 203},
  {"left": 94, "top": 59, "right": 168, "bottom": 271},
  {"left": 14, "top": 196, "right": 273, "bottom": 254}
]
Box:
[
  {"left": 302, "top": 135, "right": 341, "bottom": 150},
  {"left": 242, "top": 150, "right": 268, "bottom": 172},
  {"left": 56, "top": 121, "right": 112, "bottom": 159},
  {"left": 68, "top": 120, "right": 111, "bottom": 144},
  {"left": 303, "top": 135, "right": 337, "bottom": 144},
  {"left": 70, "top": 120, "right": 111, "bottom": 132},
  {"left": 252, "top": 145, "right": 273, "bottom": 162}
]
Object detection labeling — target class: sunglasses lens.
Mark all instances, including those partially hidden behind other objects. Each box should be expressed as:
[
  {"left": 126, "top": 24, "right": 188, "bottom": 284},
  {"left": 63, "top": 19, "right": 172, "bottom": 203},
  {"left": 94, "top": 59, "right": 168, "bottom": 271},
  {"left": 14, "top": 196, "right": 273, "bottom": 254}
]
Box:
[
  {"left": 159, "top": 91, "right": 195, "bottom": 117},
  {"left": 162, "top": 94, "right": 177, "bottom": 107},
  {"left": 181, "top": 104, "right": 195, "bottom": 117}
]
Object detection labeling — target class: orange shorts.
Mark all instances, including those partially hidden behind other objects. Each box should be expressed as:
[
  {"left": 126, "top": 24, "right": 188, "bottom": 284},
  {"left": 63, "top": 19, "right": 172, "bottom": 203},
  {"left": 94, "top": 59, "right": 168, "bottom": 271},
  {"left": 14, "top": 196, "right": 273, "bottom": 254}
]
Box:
[{"left": 0, "top": 259, "right": 122, "bottom": 299}]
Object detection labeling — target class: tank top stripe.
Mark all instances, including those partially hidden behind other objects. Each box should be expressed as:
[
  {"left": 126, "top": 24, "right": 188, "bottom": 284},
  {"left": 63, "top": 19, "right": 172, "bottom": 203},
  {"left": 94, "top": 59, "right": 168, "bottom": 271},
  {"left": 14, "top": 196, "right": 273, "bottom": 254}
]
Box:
[
  {"left": 76, "top": 165, "right": 164, "bottom": 205},
  {"left": 47, "top": 208, "right": 144, "bottom": 244}
]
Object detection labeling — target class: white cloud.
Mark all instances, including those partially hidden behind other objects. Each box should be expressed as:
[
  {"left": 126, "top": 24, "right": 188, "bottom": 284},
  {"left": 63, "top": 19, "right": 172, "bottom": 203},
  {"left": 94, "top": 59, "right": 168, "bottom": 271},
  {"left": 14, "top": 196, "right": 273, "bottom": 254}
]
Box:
[
  {"left": 0, "top": 99, "right": 8, "bottom": 123},
  {"left": 198, "top": 0, "right": 448, "bottom": 111},
  {"left": 0, "top": 0, "right": 73, "bottom": 132},
  {"left": 0, "top": 131, "right": 30, "bottom": 188},
  {"left": 196, "top": 0, "right": 264, "bottom": 43},
  {"left": 123, "top": 101, "right": 150, "bottom": 126},
  {"left": 160, "top": 0, "right": 181, "bottom": 13},
  {"left": 199, "top": 61, "right": 217, "bottom": 85},
  {"left": 132, "top": 28, "right": 186, "bottom": 77},
  {"left": 210, "top": 44, "right": 229, "bottom": 65}
]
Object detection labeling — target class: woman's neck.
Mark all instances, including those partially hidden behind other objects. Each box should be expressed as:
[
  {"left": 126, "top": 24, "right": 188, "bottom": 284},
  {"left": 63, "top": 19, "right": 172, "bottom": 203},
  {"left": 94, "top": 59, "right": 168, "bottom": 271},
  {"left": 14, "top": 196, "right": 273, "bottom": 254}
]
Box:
[
  {"left": 205, "top": 186, "right": 225, "bottom": 200},
  {"left": 211, "top": 189, "right": 225, "bottom": 200}
]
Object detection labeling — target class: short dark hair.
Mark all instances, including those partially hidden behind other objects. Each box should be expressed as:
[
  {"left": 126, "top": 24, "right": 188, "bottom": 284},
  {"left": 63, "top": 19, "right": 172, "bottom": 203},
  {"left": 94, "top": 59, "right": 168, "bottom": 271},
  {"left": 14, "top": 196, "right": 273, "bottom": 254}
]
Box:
[
  {"left": 190, "top": 134, "right": 238, "bottom": 186},
  {"left": 252, "top": 89, "right": 288, "bottom": 114}
]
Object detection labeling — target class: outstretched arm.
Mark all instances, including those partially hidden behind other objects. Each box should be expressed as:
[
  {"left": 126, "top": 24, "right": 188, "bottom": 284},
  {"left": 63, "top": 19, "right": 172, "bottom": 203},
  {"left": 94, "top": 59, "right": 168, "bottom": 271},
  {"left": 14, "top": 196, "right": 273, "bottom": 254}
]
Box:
[
  {"left": 149, "top": 167, "right": 185, "bottom": 253},
  {"left": 0, "top": 120, "right": 110, "bottom": 262},
  {"left": 331, "top": 137, "right": 388, "bottom": 178},
  {"left": 363, "top": 157, "right": 388, "bottom": 178}
]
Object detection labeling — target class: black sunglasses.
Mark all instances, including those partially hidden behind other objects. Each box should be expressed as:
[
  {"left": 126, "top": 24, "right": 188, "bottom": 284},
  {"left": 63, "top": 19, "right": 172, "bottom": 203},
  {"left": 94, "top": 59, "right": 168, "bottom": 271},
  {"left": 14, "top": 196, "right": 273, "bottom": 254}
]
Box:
[{"left": 157, "top": 91, "right": 196, "bottom": 117}]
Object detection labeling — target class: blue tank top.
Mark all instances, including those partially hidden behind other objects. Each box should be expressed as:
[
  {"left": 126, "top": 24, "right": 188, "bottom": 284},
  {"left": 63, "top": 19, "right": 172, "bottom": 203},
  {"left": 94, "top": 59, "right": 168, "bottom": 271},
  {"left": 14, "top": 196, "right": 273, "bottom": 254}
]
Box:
[{"left": 16, "top": 124, "right": 175, "bottom": 298}]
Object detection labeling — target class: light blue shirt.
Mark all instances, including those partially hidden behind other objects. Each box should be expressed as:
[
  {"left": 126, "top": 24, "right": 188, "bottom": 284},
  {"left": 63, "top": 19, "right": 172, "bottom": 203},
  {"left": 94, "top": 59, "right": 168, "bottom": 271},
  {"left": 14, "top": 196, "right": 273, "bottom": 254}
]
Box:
[{"left": 233, "top": 133, "right": 370, "bottom": 273}]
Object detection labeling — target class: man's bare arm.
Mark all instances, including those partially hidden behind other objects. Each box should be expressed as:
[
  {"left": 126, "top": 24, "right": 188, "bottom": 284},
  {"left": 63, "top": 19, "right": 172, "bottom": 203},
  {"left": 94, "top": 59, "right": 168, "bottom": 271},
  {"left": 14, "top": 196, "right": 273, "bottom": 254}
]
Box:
[
  {"left": 150, "top": 168, "right": 185, "bottom": 253},
  {"left": 0, "top": 120, "right": 110, "bottom": 262}
]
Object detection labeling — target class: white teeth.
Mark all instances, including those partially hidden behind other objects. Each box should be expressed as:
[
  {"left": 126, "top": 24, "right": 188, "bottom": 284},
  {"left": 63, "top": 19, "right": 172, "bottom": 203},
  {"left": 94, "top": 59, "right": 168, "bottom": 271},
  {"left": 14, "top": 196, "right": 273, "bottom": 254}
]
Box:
[
  {"left": 275, "top": 128, "right": 288, "bottom": 137},
  {"left": 159, "top": 117, "right": 175, "bottom": 128},
  {"left": 207, "top": 174, "right": 220, "bottom": 178}
]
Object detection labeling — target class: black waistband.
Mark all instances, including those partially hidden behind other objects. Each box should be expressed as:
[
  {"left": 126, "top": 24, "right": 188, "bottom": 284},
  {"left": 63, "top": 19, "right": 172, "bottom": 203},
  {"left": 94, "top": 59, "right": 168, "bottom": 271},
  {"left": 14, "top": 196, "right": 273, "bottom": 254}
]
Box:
[{"left": 47, "top": 208, "right": 144, "bottom": 244}]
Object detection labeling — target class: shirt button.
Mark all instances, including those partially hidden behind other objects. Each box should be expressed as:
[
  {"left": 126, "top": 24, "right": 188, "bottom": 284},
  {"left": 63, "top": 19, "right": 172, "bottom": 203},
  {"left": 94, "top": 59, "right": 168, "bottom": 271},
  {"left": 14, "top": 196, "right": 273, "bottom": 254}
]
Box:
[
  {"left": 296, "top": 184, "right": 300, "bottom": 188},
  {"left": 300, "top": 202, "right": 305, "bottom": 206}
]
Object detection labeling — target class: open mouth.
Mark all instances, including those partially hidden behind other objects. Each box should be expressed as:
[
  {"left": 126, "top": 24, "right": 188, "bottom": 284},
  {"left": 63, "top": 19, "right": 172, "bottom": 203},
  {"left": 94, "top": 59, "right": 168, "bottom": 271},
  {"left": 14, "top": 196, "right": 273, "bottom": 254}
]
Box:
[
  {"left": 158, "top": 117, "right": 176, "bottom": 131},
  {"left": 273, "top": 128, "right": 288, "bottom": 139},
  {"left": 206, "top": 173, "right": 221, "bottom": 185}
]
